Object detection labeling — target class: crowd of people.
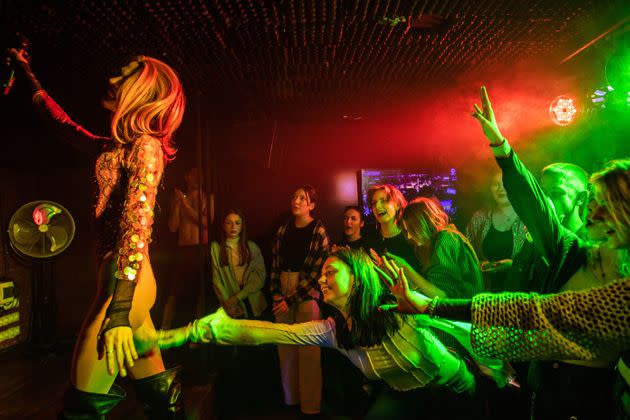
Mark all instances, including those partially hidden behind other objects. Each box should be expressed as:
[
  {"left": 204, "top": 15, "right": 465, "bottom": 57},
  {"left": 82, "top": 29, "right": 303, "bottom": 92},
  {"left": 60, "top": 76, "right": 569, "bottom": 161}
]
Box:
[{"left": 8, "top": 45, "right": 629, "bottom": 419}]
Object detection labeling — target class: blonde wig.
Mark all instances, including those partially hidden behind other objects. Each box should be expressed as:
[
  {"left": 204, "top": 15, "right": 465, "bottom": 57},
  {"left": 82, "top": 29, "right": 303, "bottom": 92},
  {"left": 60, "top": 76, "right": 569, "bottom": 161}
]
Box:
[{"left": 111, "top": 56, "right": 186, "bottom": 160}]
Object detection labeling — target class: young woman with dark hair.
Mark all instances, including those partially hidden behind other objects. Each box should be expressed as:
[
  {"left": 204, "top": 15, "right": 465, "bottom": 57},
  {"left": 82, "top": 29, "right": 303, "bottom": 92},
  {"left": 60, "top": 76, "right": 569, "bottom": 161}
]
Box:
[
  {"left": 268, "top": 185, "right": 330, "bottom": 415},
  {"left": 211, "top": 209, "right": 267, "bottom": 319},
  {"left": 336, "top": 205, "right": 365, "bottom": 250},
  {"left": 150, "top": 249, "right": 512, "bottom": 419},
  {"left": 466, "top": 171, "right": 528, "bottom": 292}
]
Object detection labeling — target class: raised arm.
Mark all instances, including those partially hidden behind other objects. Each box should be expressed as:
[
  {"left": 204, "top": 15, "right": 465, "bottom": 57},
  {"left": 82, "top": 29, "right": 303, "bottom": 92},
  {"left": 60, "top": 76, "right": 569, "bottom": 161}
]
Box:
[
  {"left": 11, "top": 49, "right": 109, "bottom": 152},
  {"left": 472, "top": 86, "right": 565, "bottom": 262}
]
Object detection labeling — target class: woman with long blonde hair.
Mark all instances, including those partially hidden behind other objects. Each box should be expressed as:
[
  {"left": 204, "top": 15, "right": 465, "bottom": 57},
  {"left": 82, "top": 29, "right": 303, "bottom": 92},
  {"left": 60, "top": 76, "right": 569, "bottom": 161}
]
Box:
[
  {"left": 383, "top": 196, "right": 484, "bottom": 302},
  {"left": 9, "top": 49, "right": 186, "bottom": 418}
]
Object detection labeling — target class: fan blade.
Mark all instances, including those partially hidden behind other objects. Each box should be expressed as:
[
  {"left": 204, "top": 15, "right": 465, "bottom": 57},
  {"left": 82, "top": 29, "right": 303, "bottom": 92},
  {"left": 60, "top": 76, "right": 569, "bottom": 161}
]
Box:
[
  {"left": 46, "top": 226, "right": 68, "bottom": 253},
  {"left": 12, "top": 222, "right": 41, "bottom": 247}
]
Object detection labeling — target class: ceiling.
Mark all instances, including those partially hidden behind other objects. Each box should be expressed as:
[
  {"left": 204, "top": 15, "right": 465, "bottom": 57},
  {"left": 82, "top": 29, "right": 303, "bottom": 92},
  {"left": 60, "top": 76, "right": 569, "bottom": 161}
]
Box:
[{"left": 2, "top": 1, "right": 628, "bottom": 118}]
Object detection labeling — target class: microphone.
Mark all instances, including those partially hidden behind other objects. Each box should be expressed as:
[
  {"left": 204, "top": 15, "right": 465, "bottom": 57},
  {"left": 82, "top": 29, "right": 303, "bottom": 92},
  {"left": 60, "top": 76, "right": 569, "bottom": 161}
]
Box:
[{"left": 3, "top": 33, "right": 30, "bottom": 96}]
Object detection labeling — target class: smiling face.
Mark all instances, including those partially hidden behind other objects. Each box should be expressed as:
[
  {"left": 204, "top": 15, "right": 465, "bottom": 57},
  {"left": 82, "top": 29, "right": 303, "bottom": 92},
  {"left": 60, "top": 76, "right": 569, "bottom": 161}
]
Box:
[
  {"left": 102, "top": 60, "right": 141, "bottom": 111},
  {"left": 291, "top": 188, "right": 314, "bottom": 218},
  {"left": 489, "top": 173, "right": 510, "bottom": 207},
  {"left": 343, "top": 208, "right": 364, "bottom": 239},
  {"left": 370, "top": 189, "right": 399, "bottom": 226},
  {"left": 223, "top": 213, "right": 243, "bottom": 240},
  {"left": 318, "top": 256, "right": 354, "bottom": 310}
]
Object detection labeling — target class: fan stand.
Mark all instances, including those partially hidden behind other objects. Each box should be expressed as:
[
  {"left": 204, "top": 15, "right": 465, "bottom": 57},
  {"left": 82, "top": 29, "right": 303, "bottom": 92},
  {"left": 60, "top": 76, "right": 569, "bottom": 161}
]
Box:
[
  {"left": 30, "top": 260, "right": 56, "bottom": 350},
  {"left": 6, "top": 200, "right": 75, "bottom": 355}
]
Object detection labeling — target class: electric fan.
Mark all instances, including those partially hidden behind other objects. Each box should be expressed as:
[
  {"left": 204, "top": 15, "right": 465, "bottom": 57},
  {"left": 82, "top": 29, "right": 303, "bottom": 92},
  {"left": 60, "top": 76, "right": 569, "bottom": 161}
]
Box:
[
  {"left": 8, "top": 201, "right": 75, "bottom": 259},
  {"left": 7, "top": 200, "right": 75, "bottom": 349}
]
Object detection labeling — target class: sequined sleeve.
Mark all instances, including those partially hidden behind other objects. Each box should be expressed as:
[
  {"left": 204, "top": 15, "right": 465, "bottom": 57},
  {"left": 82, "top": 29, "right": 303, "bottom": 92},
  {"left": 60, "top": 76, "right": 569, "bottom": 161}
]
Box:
[{"left": 115, "top": 136, "right": 164, "bottom": 282}]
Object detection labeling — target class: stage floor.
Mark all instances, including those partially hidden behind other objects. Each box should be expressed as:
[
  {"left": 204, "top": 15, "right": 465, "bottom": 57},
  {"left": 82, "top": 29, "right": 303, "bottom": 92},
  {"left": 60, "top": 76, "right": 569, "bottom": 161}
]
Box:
[{"left": 0, "top": 341, "right": 362, "bottom": 419}]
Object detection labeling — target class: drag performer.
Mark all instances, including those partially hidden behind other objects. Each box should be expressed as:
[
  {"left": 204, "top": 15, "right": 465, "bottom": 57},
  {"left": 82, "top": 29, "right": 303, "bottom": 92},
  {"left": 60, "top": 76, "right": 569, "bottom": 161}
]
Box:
[{"left": 8, "top": 49, "right": 186, "bottom": 418}]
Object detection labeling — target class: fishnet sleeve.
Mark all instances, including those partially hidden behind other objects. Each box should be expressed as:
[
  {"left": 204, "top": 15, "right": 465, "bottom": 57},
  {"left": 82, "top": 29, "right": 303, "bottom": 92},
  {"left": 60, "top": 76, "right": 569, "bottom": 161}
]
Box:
[{"left": 470, "top": 279, "right": 630, "bottom": 361}]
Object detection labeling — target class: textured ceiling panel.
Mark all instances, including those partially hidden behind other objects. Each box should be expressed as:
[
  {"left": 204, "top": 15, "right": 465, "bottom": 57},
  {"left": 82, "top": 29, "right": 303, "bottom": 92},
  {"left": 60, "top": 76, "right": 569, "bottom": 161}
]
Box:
[{"left": 1, "top": 0, "right": 627, "bottom": 117}]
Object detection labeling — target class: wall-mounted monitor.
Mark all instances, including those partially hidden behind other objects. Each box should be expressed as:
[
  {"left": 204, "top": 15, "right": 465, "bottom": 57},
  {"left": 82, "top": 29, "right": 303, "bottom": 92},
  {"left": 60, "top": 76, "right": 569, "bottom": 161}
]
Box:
[{"left": 360, "top": 168, "right": 457, "bottom": 221}]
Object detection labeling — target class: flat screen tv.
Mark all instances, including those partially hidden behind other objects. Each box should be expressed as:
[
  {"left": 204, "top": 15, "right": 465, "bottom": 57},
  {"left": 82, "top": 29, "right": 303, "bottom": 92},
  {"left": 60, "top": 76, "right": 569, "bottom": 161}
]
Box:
[{"left": 359, "top": 168, "right": 457, "bottom": 221}]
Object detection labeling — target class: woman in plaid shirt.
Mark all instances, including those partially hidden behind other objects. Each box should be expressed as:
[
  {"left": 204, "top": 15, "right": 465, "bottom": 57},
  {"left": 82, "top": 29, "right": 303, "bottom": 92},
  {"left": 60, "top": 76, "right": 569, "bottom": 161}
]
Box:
[{"left": 269, "top": 185, "right": 330, "bottom": 415}]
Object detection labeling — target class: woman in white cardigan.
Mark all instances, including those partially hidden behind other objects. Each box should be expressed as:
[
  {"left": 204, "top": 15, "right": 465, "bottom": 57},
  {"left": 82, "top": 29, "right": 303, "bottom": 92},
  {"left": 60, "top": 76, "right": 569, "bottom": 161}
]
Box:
[{"left": 211, "top": 209, "right": 267, "bottom": 319}]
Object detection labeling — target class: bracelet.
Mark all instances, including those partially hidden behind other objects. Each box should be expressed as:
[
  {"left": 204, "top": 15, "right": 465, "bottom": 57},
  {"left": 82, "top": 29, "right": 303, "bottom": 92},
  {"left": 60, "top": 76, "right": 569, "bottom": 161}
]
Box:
[
  {"left": 427, "top": 296, "right": 440, "bottom": 318},
  {"left": 490, "top": 138, "right": 511, "bottom": 157}
]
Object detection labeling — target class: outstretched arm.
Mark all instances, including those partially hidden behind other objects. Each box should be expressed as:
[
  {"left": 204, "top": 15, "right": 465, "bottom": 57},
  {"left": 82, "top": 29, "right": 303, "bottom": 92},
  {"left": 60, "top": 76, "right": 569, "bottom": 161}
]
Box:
[
  {"left": 156, "top": 307, "right": 337, "bottom": 349},
  {"left": 470, "top": 279, "right": 630, "bottom": 361},
  {"left": 471, "top": 86, "right": 565, "bottom": 265}
]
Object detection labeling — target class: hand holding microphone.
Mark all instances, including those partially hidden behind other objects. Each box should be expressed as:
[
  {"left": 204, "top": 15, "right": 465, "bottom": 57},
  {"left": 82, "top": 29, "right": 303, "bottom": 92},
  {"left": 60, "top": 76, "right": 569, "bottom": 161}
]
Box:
[{"left": 3, "top": 33, "right": 30, "bottom": 95}]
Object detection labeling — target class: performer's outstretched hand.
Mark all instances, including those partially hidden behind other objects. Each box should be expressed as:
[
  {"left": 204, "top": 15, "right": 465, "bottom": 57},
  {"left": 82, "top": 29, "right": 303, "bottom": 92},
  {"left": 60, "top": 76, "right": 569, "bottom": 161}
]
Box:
[
  {"left": 157, "top": 307, "right": 227, "bottom": 349},
  {"left": 375, "top": 256, "right": 431, "bottom": 314},
  {"left": 471, "top": 86, "right": 505, "bottom": 145},
  {"left": 97, "top": 321, "right": 138, "bottom": 377}
]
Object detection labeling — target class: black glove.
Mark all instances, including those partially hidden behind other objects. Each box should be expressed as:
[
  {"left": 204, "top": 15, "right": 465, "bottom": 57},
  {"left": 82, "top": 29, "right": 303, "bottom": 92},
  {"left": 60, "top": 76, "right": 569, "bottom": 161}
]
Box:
[{"left": 104, "top": 280, "right": 136, "bottom": 331}]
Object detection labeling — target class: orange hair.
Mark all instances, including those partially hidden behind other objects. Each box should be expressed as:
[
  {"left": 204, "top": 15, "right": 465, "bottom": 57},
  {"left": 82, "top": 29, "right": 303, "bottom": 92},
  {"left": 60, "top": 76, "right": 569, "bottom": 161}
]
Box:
[
  {"left": 111, "top": 56, "right": 185, "bottom": 161},
  {"left": 366, "top": 184, "right": 407, "bottom": 224}
]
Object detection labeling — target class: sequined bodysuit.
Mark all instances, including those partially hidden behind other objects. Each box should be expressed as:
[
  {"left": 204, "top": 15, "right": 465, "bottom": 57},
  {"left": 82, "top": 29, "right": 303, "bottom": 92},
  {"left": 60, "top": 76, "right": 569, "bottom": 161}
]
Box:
[{"left": 32, "top": 90, "right": 164, "bottom": 319}]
